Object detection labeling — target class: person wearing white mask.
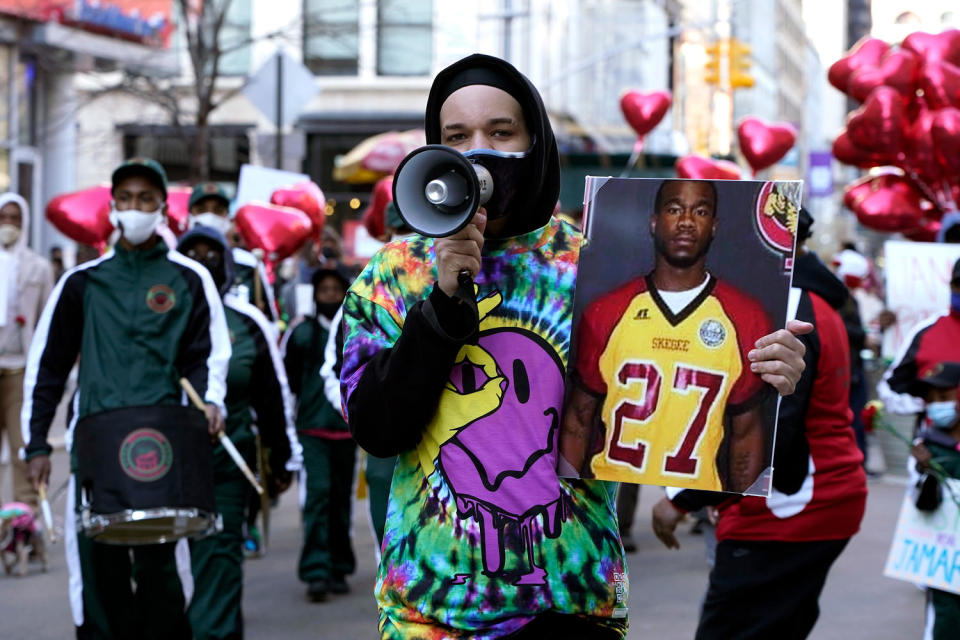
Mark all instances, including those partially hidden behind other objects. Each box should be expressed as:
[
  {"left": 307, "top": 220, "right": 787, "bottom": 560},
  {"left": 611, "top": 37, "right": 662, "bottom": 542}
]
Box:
[
  {"left": 23, "top": 157, "right": 231, "bottom": 638},
  {"left": 909, "top": 361, "right": 960, "bottom": 640},
  {"left": 188, "top": 182, "right": 277, "bottom": 322},
  {"left": 0, "top": 192, "right": 53, "bottom": 513}
]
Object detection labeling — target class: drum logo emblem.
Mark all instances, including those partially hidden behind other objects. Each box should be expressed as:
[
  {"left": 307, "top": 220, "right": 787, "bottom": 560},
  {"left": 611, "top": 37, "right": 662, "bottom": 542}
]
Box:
[
  {"left": 119, "top": 429, "right": 173, "bottom": 481},
  {"left": 146, "top": 285, "right": 176, "bottom": 314}
]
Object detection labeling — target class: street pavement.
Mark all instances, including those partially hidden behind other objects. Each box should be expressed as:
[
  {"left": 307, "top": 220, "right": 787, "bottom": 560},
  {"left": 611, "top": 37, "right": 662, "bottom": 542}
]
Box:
[{"left": 0, "top": 445, "right": 924, "bottom": 640}]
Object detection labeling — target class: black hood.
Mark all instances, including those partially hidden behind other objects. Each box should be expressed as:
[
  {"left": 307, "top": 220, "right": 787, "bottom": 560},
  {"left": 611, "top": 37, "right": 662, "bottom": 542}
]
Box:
[
  {"left": 424, "top": 54, "right": 560, "bottom": 236},
  {"left": 177, "top": 225, "right": 236, "bottom": 297},
  {"left": 793, "top": 251, "right": 849, "bottom": 310}
]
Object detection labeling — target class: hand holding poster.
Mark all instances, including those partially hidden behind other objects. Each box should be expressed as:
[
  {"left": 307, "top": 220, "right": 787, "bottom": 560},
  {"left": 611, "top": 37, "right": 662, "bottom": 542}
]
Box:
[{"left": 559, "top": 178, "right": 800, "bottom": 496}]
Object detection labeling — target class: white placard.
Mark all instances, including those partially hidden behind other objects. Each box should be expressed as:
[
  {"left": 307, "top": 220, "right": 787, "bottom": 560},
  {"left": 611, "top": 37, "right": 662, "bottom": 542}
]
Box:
[
  {"left": 235, "top": 164, "right": 310, "bottom": 211},
  {"left": 884, "top": 480, "right": 960, "bottom": 595},
  {"left": 883, "top": 241, "right": 960, "bottom": 360}
]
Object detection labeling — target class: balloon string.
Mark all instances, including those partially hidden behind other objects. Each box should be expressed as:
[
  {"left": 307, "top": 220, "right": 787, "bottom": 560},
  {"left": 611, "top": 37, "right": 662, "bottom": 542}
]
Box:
[
  {"left": 943, "top": 180, "right": 959, "bottom": 212},
  {"left": 903, "top": 168, "right": 947, "bottom": 214},
  {"left": 619, "top": 138, "right": 644, "bottom": 178}
]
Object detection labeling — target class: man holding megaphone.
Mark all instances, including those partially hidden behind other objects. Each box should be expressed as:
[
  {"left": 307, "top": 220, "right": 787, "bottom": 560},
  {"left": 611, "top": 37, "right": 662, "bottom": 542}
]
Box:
[{"left": 340, "top": 54, "right": 811, "bottom": 639}]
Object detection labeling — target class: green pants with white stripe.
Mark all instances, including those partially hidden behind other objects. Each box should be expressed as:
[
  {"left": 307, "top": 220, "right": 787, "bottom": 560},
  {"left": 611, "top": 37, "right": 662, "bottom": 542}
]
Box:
[
  {"left": 927, "top": 588, "right": 960, "bottom": 640},
  {"left": 187, "top": 439, "right": 254, "bottom": 640},
  {"left": 74, "top": 476, "right": 190, "bottom": 639},
  {"left": 298, "top": 435, "right": 357, "bottom": 583}
]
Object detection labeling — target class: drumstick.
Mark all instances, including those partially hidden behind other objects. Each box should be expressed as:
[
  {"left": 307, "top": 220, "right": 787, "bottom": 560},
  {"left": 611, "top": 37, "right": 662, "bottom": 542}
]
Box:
[
  {"left": 38, "top": 484, "right": 56, "bottom": 544},
  {"left": 251, "top": 248, "right": 265, "bottom": 310},
  {"left": 179, "top": 377, "right": 265, "bottom": 496}
]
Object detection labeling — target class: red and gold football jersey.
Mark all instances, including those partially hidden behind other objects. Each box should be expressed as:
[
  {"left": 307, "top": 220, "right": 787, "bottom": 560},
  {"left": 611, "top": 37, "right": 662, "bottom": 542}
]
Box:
[{"left": 574, "top": 275, "right": 771, "bottom": 490}]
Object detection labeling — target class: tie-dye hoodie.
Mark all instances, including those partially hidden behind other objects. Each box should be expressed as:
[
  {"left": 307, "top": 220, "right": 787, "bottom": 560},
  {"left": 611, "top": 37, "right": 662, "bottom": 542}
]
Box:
[{"left": 340, "top": 215, "right": 628, "bottom": 639}]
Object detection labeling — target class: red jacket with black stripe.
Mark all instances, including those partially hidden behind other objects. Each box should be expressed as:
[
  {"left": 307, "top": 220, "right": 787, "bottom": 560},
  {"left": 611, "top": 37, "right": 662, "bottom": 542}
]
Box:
[{"left": 670, "top": 254, "right": 867, "bottom": 542}]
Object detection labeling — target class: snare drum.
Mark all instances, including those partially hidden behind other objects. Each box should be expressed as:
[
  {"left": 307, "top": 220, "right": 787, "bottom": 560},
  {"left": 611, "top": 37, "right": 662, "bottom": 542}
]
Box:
[{"left": 73, "top": 405, "right": 219, "bottom": 545}]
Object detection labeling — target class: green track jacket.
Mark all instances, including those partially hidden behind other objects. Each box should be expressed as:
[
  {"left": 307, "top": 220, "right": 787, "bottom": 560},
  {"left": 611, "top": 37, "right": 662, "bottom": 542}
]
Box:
[{"left": 21, "top": 241, "right": 231, "bottom": 458}]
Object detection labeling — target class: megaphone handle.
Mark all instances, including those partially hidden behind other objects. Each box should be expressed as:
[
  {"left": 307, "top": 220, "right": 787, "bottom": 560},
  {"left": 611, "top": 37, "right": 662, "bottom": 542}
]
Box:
[
  {"left": 455, "top": 269, "right": 479, "bottom": 343},
  {"left": 455, "top": 269, "right": 476, "bottom": 306}
]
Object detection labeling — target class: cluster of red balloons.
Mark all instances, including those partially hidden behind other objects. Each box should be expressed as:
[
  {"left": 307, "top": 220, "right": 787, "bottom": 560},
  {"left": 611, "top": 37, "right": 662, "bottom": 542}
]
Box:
[
  {"left": 46, "top": 180, "right": 325, "bottom": 263},
  {"left": 830, "top": 29, "right": 960, "bottom": 239}
]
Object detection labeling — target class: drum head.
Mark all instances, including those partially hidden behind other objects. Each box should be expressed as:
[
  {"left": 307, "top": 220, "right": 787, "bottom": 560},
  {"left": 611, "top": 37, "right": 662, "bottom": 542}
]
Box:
[{"left": 84, "top": 508, "right": 220, "bottom": 545}]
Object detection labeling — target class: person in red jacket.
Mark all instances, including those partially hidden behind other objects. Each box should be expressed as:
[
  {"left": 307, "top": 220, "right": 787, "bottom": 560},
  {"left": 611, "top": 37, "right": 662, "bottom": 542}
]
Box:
[{"left": 651, "top": 209, "right": 868, "bottom": 640}]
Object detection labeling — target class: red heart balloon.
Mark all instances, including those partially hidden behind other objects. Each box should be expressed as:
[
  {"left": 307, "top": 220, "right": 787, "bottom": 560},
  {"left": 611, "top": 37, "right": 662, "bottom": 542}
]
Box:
[
  {"left": 931, "top": 107, "right": 960, "bottom": 177},
  {"left": 675, "top": 155, "right": 741, "bottom": 180},
  {"left": 361, "top": 175, "right": 394, "bottom": 240},
  {"left": 164, "top": 186, "right": 193, "bottom": 237},
  {"left": 848, "top": 49, "right": 920, "bottom": 102},
  {"left": 843, "top": 173, "right": 930, "bottom": 233},
  {"left": 45, "top": 184, "right": 114, "bottom": 246},
  {"left": 234, "top": 202, "right": 313, "bottom": 262},
  {"left": 736, "top": 117, "right": 797, "bottom": 174},
  {"left": 270, "top": 181, "right": 325, "bottom": 240},
  {"left": 904, "top": 218, "right": 942, "bottom": 242},
  {"left": 845, "top": 87, "right": 906, "bottom": 155},
  {"left": 828, "top": 37, "right": 890, "bottom": 94},
  {"left": 903, "top": 108, "right": 945, "bottom": 183},
  {"left": 831, "top": 130, "right": 893, "bottom": 168},
  {"left": 902, "top": 29, "right": 960, "bottom": 66},
  {"left": 919, "top": 60, "right": 960, "bottom": 110},
  {"left": 620, "top": 90, "right": 672, "bottom": 138}
]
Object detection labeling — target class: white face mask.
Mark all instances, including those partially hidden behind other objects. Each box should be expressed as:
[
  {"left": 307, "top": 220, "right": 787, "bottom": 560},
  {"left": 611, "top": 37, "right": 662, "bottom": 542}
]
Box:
[
  {"left": 191, "top": 213, "right": 232, "bottom": 236},
  {"left": 110, "top": 205, "right": 163, "bottom": 246},
  {"left": 0, "top": 224, "right": 20, "bottom": 248}
]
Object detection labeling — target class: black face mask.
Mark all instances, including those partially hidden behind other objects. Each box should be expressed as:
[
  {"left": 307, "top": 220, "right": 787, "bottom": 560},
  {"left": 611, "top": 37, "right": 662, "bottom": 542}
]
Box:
[
  {"left": 316, "top": 301, "right": 340, "bottom": 320},
  {"left": 188, "top": 250, "right": 227, "bottom": 294},
  {"left": 463, "top": 145, "right": 535, "bottom": 221}
]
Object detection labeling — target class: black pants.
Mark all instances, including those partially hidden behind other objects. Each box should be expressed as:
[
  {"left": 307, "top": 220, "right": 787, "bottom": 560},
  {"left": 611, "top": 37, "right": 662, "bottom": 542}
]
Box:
[
  {"left": 696, "top": 538, "right": 849, "bottom": 640},
  {"left": 507, "top": 612, "right": 624, "bottom": 639},
  {"left": 616, "top": 483, "right": 639, "bottom": 535}
]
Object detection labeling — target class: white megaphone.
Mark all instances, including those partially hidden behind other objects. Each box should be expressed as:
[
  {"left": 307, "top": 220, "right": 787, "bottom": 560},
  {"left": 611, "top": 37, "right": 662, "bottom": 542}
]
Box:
[{"left": 392, "top": 145, "right": 494, "bottom": 238}]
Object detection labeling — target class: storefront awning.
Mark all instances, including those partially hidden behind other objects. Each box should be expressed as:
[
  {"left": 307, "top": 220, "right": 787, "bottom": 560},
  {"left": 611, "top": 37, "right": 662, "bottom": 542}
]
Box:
[{"left": 26, "top": 21, "right": 178, "bottom": 75}]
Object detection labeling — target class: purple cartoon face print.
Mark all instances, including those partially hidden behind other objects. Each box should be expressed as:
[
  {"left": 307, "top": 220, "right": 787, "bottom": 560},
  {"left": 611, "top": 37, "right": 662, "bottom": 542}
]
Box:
[{"left": 437, "top": 327, "right": 566, "bottom": 586}]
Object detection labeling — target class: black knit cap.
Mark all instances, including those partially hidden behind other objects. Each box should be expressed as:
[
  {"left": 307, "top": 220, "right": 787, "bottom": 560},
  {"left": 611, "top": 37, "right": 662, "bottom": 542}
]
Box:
[{"left": 424, "top": 54, "right": 561, "bottom": 235}]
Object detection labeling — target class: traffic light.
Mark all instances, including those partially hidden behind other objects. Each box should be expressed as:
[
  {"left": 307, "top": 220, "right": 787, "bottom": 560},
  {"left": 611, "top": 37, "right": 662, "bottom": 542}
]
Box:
[
  {"left": 729, "top": 38, "right": 754, "bottom": 89},
  {"left": 704, "top": 41, "right": 722, "bottom": 85}
]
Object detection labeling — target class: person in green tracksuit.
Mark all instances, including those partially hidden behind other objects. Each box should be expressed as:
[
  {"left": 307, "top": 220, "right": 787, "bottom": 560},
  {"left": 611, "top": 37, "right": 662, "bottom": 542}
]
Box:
[
  {"left": 23, "top": 158, "right": 231, "bottom": 640},
  {"left": 909, "top": 361, "right": 960, "bottom": 640},
  {"left": 177, "top": 225, "right": 302, "bottom": 640},
  {"left": 282, "top": 265, "right": 355, "bottom": 602}
]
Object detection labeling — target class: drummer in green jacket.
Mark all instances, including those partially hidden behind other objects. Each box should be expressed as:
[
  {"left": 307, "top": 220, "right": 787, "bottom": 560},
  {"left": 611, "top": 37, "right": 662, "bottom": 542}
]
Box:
[
  {"left": 281, "top": 265, "right": 356, "bottom": 602},
  {"left": 23, "top": 158, "right": 231, "bottom": 639},
  {"left": 177, "top": 225, "right": 302, "bottom": 640}
]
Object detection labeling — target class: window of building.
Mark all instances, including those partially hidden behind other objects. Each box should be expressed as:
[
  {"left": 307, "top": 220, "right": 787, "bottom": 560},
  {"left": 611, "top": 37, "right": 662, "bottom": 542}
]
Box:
[
  {"left": 16, "top": 56, "right": 37, "bottom": 147},
  {"left": 219, "top": 0, "right": 253, "bottom": 76},
  {"left": 120, "top": 124, "right": 252, "bottom": 182},
  {"left": 377, "top": 0, "right": 433, "bottom": 76},
  {"left": 303, "top": 0, "right": 360, "bottom": 75},
  {"left": 0, "top": 45, "right": 9, "bottom": 146}
]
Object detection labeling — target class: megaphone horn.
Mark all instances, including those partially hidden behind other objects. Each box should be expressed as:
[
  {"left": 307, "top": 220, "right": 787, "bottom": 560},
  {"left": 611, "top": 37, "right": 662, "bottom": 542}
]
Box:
[{"left": 392, "top": 145, "right": 493, "bottom": 238}]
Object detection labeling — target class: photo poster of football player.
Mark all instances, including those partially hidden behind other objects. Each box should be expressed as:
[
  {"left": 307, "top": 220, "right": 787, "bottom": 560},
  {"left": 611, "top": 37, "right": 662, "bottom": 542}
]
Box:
[{"left": 559, "top": 177, "right": 801, "bottom": 497}]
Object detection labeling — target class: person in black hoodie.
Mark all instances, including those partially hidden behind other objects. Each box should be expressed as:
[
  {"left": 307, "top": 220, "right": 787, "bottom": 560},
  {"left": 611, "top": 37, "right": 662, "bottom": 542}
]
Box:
[
  {"left": 177, "top": 226, "right": 300, "bottom": 640},
  {"left": 339, "top": 53, "right": 810, "bottom": 639},
  {"left": 651, "top": 208, "right": 867, "bottom": 640}
]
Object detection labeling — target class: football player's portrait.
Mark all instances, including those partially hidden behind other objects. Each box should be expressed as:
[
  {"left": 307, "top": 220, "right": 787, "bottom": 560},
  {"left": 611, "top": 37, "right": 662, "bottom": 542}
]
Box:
[{"left": 560, "top": 178, "right": 799, "bottom": 496}]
